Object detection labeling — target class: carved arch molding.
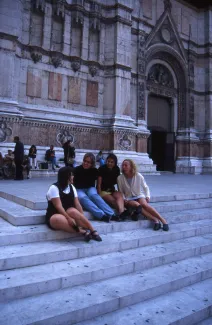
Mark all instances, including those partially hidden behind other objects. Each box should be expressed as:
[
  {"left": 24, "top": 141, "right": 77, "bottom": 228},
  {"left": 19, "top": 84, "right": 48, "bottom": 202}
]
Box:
[{"left": 138, "top": 49, "right": 188, "bottom": 129}]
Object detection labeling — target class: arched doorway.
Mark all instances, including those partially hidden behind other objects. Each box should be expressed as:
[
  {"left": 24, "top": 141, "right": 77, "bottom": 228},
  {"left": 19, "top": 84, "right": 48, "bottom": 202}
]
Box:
[{"left": 147, "top": 94, "right": 175, "bottom": 172}]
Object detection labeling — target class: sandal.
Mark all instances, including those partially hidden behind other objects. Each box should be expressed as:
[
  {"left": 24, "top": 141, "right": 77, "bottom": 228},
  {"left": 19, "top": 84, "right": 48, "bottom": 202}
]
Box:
[
  {"left": 83, "top": 229, "right": 92, "bottom": 242},
  {"left": 91, "top": 230, "right": 102, "bottom": 242}
]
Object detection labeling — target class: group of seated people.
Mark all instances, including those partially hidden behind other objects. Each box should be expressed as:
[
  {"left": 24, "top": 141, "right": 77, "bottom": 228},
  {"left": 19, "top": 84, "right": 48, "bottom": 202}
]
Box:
[
  {"left": 46, "top": 153, "right": 169, "bottom": 242},
  {"left": 0, "top": 150, "right": 30, "bottom": 179}
]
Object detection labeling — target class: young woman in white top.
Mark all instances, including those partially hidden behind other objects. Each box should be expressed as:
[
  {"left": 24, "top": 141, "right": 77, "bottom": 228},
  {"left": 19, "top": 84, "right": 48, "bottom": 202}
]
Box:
[
  {"left": 46, "top": 166, "right": 102, "bottom": 241},
  {"left": 117, "top": 159, "right": 169, "bottom": 231}
]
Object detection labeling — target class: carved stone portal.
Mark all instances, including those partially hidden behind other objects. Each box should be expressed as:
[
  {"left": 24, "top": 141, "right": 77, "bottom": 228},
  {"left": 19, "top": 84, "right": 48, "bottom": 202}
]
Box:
[{"left": 0, "top": 122, "right": 12, "bottom": 142}]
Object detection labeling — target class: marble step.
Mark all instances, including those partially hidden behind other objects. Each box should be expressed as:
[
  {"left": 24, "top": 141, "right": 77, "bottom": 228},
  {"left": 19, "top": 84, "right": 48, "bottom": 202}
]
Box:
[
  {"left": 0, "top": 190, "right": 211, "bottom": 211},
  {"left": 1, "top": 195, "right": 212, "bottom": 226},
  {"left": 0, "top": 254, "right": 211, "bottom": 325},
  {"left": 75, "top": 279, "right": 212, "bottom": 325},
  {"left": 0, "top": 209, "right": 212, "bottom": 247},
  {"left": 0, "top": 234, "right": 212, "bottom": 302},
  {"left": 0, "top": 219, "right": 211, "bottom": 270}
]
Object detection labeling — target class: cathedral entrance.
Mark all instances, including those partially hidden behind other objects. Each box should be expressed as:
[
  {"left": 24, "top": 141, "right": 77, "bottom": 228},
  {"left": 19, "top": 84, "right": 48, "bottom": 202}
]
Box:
[{"left": 147, "top": 94, "right": 175, "bottom": 172}]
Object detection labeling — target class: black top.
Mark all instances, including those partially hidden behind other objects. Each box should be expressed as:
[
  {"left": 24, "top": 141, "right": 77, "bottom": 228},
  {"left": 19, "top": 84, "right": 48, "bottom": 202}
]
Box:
[
  {"left": 63, "top": 143, "right": 75, "bottom": 160},
  {"left": 14, "top": 141, "right": 24, "bottom": 161},
  {"left": 98, "top": 165, "right": 120, "bottom": 192},
  {"left": 74, "top": 165, "right": 98, "bottom": 189},
  {"left": 46, "top": 182, "right": 75, "bottom": 222},
  {"left": 28, "top": 147, "right": 37, "bottom": 158},
  {"left": 45, "top": 149, "right": 55, "bottom": 161}
]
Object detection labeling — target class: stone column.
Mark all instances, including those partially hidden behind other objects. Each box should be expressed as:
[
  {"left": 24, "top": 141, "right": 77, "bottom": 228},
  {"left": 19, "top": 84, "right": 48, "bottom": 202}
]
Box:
[
  {"left": 203, "top": 9, "right": 212, "bottom": 173},
  {"left": 81, "top": 16, "right": 89, "bottom": 61},
  {"left": 42, "top": 2, "right": 52, "bottom": 50},
  {"left": 63, "top": 11, "right": 71, "bottom": 55},
  {"left": 0, "top": 0, "right": 23, "bottom": 116}
]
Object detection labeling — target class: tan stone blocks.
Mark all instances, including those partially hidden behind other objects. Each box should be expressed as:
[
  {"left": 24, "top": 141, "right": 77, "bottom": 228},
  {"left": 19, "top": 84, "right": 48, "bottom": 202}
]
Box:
[
  {"left": 68, "top": 77, "right": 81, "bottom": 104},
  {"left": 26, "top": 69, "right": 42, "bottom": 98},
  {"left": 86, "top": 81, "right": 98, "bottom": 107},
  {"left": 48, "top": 72, "right": 62, "bottom": 101}
]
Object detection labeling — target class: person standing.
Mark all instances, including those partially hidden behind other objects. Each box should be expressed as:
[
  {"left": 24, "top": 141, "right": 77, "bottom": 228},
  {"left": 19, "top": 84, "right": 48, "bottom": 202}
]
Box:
[
  {"left": 63, "top": 140, "right": 75, "bottom": 167},
  {"left": 13, "top": 136, "right": 24, "bottom": 180}
]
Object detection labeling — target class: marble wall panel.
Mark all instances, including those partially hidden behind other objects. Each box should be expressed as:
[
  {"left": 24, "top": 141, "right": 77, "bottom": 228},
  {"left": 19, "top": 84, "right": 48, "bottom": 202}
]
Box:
[
  {"left": 86, "top": 81, "right": 98, "bottom": 107},
  {"left": 68, "top": 77, "right": 81, "bottom": 104},
  {"left": 48, "top": 72, "right": 62, "bottom": 101},
  {"left": 27, "top": 68, "right": 42, "bottom": 98},
  {"left": 143, "top": 0, "right": 152, "bottom": 19}
]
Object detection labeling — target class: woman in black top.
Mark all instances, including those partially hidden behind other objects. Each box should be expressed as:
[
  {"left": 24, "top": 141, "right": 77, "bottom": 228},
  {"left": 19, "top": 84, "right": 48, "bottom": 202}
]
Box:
[
  {"left": 28, "top": 145, "right": 37, "bottom": 169},
  {"left": 73, "top": 153, "right": 115, "bottom": 222},
  {"left": 46, "top": 166, "right": 102, "bottom": 242},
  {"left": 97, "top": 154, "right": 128, "bottom": 220}
]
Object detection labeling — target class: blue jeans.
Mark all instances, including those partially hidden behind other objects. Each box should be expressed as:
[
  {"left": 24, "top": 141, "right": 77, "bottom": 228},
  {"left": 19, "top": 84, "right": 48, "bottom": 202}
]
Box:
[
  {"left": 49, "top": 157, "right": 57, "bottom": 170},
  {"left": 77, "top": 187, "right": 114, "bottom": 220}
]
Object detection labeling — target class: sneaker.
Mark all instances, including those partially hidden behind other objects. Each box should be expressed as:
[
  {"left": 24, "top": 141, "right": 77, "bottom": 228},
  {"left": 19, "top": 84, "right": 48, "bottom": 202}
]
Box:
[
  {"left": 153, "top": 223, "right": 161, "bottom": 231},
  {"left": 163, "top": 224, "right": 169, "bottom": 231},
  {"left": 101, "top": 215, "right": 110, "bottom": 223}
]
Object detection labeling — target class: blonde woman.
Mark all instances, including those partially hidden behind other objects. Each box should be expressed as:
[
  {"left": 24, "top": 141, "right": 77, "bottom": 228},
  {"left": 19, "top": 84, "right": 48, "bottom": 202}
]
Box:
[{"left": 117, "top": 159, "right": 169, "bottom": 231}]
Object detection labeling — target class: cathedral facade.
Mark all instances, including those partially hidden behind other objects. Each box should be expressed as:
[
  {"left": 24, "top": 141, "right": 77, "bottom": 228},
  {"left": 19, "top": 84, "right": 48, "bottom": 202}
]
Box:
[{"left": 0, "top": 0, "right": 211, "bottom": 173}]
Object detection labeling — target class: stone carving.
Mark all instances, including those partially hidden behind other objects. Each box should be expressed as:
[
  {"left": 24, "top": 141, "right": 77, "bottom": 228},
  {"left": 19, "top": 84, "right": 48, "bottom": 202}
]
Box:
[
  {"left": 138, "top": 81, "right": 145, "bottom": 120},
  {"left": 0, "top": 122, "right": 12, "bottom": 142},
  {"left": 148, "top": 64, "right": 174, "bottom": 88},
  {"left": 52, "top": 0, "right": 65, "bottom": 17},
  {"left": 138, "top": 33, "right": 146, "bottom": 75},
  {"left": 51, "top": 56, "right": 62, "bottom": 68},
  {"left": 119, "top": 134, "right": 132, "bottom": 150},
  {"left": 32, "top": 0, "right": 46, "bottom": 12},
  {"left": 146, "top": 84, "right": 177, "bottom": 98},
  {"left": 89, "top": 65, "right": 98, "bottom": 77},
  {"left": 72, "top": 11, "right": 84, "bottom": 25},
  {"left": 57, "top": 130, "right": 75, "bottom": 146},
  {"left": 160, "top": 25, "right": 174, "bottom": 44},
  {"left": 71, "top": 60, "right": 81, "bottom": 72},
  {"left": 189, "top": 96, "right": 194, "bottom": 128},
  {"left": 164, "top": 0, "right": 172, "bottom": 11},
  {"left": 30, "top": 52, "right": 42, "bottom": 63}
]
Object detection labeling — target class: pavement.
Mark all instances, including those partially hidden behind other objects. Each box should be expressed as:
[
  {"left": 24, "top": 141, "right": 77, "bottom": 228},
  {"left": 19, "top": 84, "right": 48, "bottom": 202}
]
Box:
[{"left": 0, "top": 174, "right": 211, "bottom": 202}]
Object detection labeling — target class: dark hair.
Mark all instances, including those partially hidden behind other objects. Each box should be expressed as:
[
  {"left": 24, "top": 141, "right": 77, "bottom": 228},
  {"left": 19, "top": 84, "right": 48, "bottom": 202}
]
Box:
[
  {"left": 106, "top": 153, "right": 118, "bottom": 166},
  {"left": 57, "top": 166, "right": 73, "bottom": 190},
  {"left": 14, "top": 136, "right": 19, "bottom": 141},
  {"left": 83, "top": 153, "right": 96, "bottom": 168}
]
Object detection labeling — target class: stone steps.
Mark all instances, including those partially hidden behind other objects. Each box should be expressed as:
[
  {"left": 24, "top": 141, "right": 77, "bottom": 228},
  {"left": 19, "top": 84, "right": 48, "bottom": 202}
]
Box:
[
  {"left": 0, "top": 219, "right": 211, "bottom": 270},
  {"left": 0, "top": 195, "right": 212, "bottom": 226},
  {"left": 1, "top": 208, "right": 212, "bottom": 246},
  {"left": 0, "top": 254, "right": 211, "bottom": 325},
  {"left": 0, "top": 234, "right": 211, "bottom": 302},
  {"left": 74, "top": 279, "right": 212, "bottom": 325}
]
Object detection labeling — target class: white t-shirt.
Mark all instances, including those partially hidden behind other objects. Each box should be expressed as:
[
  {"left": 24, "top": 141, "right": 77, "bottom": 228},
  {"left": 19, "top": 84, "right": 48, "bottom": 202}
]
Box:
[{"left": 46, "top": 184, "right": 78, "bottom": 201}]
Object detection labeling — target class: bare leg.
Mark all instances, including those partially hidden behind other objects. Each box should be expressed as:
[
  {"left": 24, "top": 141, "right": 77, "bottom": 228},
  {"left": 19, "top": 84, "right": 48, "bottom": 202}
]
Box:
[
  {"left": 137, "top": 198, "right": 168, "bottom": 224},
  {"left": 102, "top": 194, "right": 117, "bottom": 209},
  {"left": 49, "top": 214, "right": 77, "bottom": 233},
  {"left": 66, "top": 207, "right": 95, "bottom": 232},
  {"left": 141, "top": 207, "right": 158, "bottom": 223},
  {"left": 103, "top": 191, "right": 125, "bottom": 214}
]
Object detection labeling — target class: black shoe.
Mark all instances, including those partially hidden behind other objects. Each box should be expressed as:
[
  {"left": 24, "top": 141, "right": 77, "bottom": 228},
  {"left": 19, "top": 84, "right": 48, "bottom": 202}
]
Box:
[
  {"left": 119, "top": 210, "right": 129, "bottom": 221},
  {"left": 131, "top": 213, "right": 139, "bottom": 221},
  {"left": 153, "top": 223, "right": 161, "bottom": 231},
  {"left": 101, "top": 215, "right": 110, "bottom": 223},
  {"left": 111, "top": 214, "right": 120, "bottom": 222},
  {"left": 131, "top": 206, "right": 142, "bottom": 221},
  {"left": 56, "top": 165, "right": 60, "bottom": 168},
  {"left": 163, "top": 224, "right": 169, "bottom": 231}
]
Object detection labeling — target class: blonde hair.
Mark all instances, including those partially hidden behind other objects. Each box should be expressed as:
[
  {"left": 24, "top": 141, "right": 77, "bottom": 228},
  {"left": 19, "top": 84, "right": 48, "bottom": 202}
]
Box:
[
  {"left": 83, "top": 153, "right": 96, "bottom": 168},
  {"left": 122, "top": 159, "right": 137, "bottom": 176}
]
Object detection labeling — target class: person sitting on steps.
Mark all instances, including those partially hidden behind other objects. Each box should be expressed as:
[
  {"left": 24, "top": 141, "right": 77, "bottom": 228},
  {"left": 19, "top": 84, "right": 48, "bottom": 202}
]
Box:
[
  {"left": 97, "top": 153, "right": 129, "bottom": 221},
  {"left": 45, "top": 145, "right": 59, "bottom": 171},
  {"left": 73, "top": 153, "right": 116, "bottom": 222},
  {"left": 46, "top": 166, "right": 102, "bottom": 242},
  {"left": 117, "top": 159, "right": 169, "bottom": 231},
  {"left": 28, "top": 145, "right": 37, "bottom": 169}
]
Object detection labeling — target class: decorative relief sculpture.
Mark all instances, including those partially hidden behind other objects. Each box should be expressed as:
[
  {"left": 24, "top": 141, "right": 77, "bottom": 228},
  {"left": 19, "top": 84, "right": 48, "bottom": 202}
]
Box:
[
  {"left": 163, "top": 0, "right": 172, "bottom": 11},
  {"left": 147, "top": 64, "right": 174, "bottom": 88},
  {"left": 51, "top": 56, "right": 62, "bottom": 68},
  {"left": 71, "top": 60, "right": 81, "bottom": 72},
  {"left": 119, "top": 134, "right": 132, "bottom": 150},
  {"left": 31, "top": 52, "right": 42, "bottom": 63},
  {"left": 0, "top": 122, "right": 12, "bottom": 142},
  {"left": 189, "top": 96, "right": 194, "bottom": 128},
  {"left": 89, "top": 65, "right": 98, "bottom": 77},
  {"left": 57, "top": 130, "right": 75, "bottom": 146},
  {"left": 52, "top": 0, "right": 66, "bottom": 17},
  {"left": 32, "top": 0, "right": 46, "bottom": 12},
  {"left": 138, "top": 81, "right": 145, "bottom": 120}
]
